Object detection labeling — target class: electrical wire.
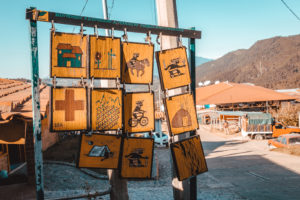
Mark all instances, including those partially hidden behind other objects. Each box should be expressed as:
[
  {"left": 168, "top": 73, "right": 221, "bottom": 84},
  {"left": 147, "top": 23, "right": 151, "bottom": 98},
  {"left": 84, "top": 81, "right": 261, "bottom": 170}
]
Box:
[
  {"left": 72, "top": 0, "right": 89, "bottom": 33},
  {"left": 280, "top": 0, "right": 300, "bottom": 21},
  {"left": 108, "top": 0, "right": 115, "bottom": 19}
]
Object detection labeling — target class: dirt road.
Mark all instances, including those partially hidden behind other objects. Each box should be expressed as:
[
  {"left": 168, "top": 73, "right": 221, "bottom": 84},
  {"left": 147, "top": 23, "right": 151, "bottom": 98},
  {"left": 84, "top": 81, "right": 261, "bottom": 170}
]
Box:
[{"left": 198, "top": 126, "right": 300, "bottom": 200}]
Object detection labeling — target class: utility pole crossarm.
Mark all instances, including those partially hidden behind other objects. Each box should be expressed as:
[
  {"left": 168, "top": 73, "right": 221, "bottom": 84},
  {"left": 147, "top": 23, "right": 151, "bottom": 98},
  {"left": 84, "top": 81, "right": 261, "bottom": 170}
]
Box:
[{"left": 25, "top": 8, "right": 201, "bottom": 39}]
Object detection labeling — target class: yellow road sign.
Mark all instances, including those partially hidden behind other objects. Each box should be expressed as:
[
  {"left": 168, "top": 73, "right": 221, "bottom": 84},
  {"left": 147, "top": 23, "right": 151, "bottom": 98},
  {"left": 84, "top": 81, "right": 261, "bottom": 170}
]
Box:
[
  {"left": 120, "top": 137, "right": 154, "bottom": 179},
  {"left": 90, "top": 36, "right": 121, "bottom": 79},
  {"left": 171, "top": 135, "right": 207, "bottom": 181},
  {"left": 156, "top": 47, "right": 191, "bottom": 90},
  {"left": 91, "top": 89, "right": 122, "bottom": 131},
  {"left": 78, "top": 134, "right": 122, "bottom": 169},
  {"left": 122, "top": 42, "right": 154, "bottom": 84},
  {"left": 124, "top": 92, "right": 154, "bottom": 133},
  {"left": 51, "top": 87, "right": 87, "bottom": 131},
  {"left": 51, "top": 32, "right": 87, "bottom": 78},
  {"left": 165, "top": 93, "right": 198, "bottom": 135}
]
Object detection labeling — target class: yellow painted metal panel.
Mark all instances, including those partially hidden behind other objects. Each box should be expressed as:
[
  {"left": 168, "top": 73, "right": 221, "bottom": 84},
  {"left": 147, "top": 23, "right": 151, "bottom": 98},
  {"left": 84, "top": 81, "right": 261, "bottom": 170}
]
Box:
[
  {"left": 90, "top": 36, "right": 121, "bottom": 78},
  {"left": 171, "top": 135, "right": 207, "bottom": 181},
  {"left": 51, "top": 32, "right": 87, "bottom": 78},
  {"left": 52, "top": 88, "right": 87, "bottom": 131},
  {"left": 121, "top": 137, "right": 153, "bottom": 178},
  {"left": 78, "top": 134, "right": 122, "bottom": 169},
  {"left": 124, "top": 93, "right": 154, "bottom": 133},
  {"left": 166, "top": 93, "right": 198, "bottom": 135},
  {"left": 122, "top": 43, "right": 154, "bottom": 84},
  {"left": 156, "top": 47, "right": 191, "bottom": 90},
  {"left": 91, "top": 89, "right": 122, "bottom": 131}
]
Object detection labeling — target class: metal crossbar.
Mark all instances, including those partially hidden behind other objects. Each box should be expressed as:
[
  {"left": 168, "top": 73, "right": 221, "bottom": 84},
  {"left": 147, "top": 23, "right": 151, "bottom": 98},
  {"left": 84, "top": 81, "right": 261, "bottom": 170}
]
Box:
[{"left": 26, "top": 7, "right": 201, "bottom": 38}]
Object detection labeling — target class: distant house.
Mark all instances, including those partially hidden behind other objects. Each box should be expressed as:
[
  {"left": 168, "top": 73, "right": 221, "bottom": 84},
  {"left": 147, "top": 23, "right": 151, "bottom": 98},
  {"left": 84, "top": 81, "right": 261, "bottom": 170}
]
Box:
[{"left": 57, "top": 43, "right": 83, "bottom": 68}]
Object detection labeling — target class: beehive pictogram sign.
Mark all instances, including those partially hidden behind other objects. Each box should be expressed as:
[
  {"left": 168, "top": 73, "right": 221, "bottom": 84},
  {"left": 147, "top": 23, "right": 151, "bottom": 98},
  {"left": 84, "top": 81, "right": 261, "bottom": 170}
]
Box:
[
  {"left": 51, "top": 32, "right": 87, "bottom": 78},
  {"left": 124, "top": 92, "right": 154, "bottom": 133},
  {"left": 165, "top": 93, "right": 198, "bottom": 135},
  {"left": 120, "top": 137, "right": 154, "bottom": 179},
  {"left": 122, "top": 42, "right": 154, "bottom": 84},
  {"left": 171, "top": 135, "right": 207, "bottom": 181},
  {"left": 78, "top": 134, "right": 122, "bottom": 169},
  {"left": 90, "top": 36, "right": 121, "bottom": 79},
  {"left": 156, "top": 47, "right": 191, "bottom": 90},
  {"left": 91, "top": 89, "right": 122, "bottom": 131},
  {"left": 51, "top": 88, "right": 87, "bottom": 131}
]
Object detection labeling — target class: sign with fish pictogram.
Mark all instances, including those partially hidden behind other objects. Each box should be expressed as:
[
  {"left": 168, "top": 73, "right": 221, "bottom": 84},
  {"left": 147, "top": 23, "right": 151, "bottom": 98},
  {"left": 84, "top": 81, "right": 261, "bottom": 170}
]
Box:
[
  {"left": 122, "top": 42, "right": 154, "bottom": 84},
  {"left": 124, "top": 92, "right": 154, "bottom": 133},
  {"left": 90, "top": 36, "right": 121, "bottom": 79},
  {"left": 91, "top": 89, "right": 122, "bottom": 131},
  {"left": 165, "top": 93, "right": 198, "bottom": 135},
  {"left": 51, "top": 32, "right": 87, "bottom": 78},
  {"left": 78, "top": 134, "right": 122, "bottom": 169},
  {"left": 120, "top": 137, "right": 154, "bottom": 179},
  {"left": 156, "top": 47, "right": 191, "bottom": 90},
  {"left": 171, "top": 135, "right": 207, "bottom": 181},
  {"left": 51, "top": 87, "right": 87, "bottom": 131}
]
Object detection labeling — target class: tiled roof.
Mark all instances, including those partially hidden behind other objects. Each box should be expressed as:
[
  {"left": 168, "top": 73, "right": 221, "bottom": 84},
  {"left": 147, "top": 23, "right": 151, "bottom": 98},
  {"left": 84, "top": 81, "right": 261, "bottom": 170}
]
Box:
[
  {"left": 196, "top": 82, "right": 296, "bottom": 105},
  {"left": 0, "top": 78, "right": 48, "bottom": 121}
]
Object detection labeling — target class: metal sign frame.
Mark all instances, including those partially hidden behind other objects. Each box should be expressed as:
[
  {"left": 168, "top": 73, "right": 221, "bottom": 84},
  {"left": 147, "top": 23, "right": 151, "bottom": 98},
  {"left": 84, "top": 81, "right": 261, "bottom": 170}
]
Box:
[{"left": 26, "top": 7, "right": 199, "bottom": 200}]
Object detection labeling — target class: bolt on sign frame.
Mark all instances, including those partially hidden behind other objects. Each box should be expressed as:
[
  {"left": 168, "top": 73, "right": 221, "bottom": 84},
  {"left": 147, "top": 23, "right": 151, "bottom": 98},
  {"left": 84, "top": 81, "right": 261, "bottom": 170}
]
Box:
[{"left": 26, "top": 7, "right": 201, "bottom": 200}]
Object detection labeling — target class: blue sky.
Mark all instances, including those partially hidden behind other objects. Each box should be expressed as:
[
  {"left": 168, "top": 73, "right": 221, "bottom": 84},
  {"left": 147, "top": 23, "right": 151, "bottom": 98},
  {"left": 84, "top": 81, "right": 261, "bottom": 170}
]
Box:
[{"left": 0, "top": 0, "right": 299, "bottom": 79}]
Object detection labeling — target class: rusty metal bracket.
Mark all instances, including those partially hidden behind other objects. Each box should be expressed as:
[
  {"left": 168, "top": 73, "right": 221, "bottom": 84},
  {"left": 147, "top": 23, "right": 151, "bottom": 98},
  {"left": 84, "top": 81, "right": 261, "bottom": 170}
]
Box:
[{"left": 122, "top": 28, "right": 128, "bottom": 42}]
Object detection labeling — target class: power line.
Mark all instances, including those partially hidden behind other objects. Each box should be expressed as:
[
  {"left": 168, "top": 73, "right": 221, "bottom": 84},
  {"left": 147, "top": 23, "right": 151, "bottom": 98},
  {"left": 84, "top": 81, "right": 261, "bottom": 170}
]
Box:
[
  {"left": 72, "top": 0, "right": 89, "bottom": 33},
  {"left": 280, "top": 0, "right": 300, "bottom": 21},
  {"left": 108, "top": 0, "right": 115, "bottom": 19}
]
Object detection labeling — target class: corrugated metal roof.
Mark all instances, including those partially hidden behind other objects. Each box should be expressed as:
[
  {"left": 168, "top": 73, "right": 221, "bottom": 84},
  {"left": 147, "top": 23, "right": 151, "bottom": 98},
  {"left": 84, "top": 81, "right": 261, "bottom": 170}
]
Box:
[{"left": 196, "top": 82, "right": 296, "bottom": 105}]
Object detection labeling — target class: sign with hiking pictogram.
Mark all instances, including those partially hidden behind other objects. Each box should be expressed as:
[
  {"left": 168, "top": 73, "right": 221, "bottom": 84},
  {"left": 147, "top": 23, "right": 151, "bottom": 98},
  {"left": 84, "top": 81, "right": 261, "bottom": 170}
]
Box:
[
  {"left": 156, "top": 47, "right": 191, "bottom": 90},
  {"left": 91, "top": 89, "right": 122, "bottom": 131},
  {"left": 122, "top": 42, "right": 154, "bottom": 84},
  {"left": 124, "top": 92, "right": 154, "bottom": 133},
  {"left": 165, "top": 93, "right": 198, "bottom": 135},
  {"left": 171, "top": 135, "right": 208, "bottom": 181},
  {"left": 51, "top": 32, "right": 87, "bottom": 78},
  {"left": 78, "top": 134, "right": 122, "bottom": 169},
  {"left": 120, "top": 137, "right": 154, "bottom": 179},
  {"left": 90, "top": 36, "right": 121, "bottom": 79},
  {"left": 51, "top": 87, "right": 87, "bottom": 131}
]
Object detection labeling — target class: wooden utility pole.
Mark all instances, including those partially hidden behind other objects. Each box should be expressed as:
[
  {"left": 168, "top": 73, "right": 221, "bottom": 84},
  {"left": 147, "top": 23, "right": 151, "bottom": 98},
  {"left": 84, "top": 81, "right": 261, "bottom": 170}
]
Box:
[
  {"left": 156, "top": 1, "right": 197, "bottom": 199},
  {"left": 101, "top": 1, "right": 129, "bottom": 199}
]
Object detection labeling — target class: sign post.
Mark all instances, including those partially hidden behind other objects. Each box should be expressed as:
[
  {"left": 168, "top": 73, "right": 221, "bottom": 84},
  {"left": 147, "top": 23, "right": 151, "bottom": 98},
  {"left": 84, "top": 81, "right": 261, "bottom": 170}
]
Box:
[{"left": 29, "top": 8, "right": 45, "bottom": 199}]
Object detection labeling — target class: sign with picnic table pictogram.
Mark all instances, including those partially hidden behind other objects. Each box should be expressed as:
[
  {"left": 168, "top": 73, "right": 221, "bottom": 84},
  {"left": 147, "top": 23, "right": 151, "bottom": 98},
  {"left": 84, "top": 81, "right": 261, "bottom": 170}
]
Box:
[
  {"left": 78, "top": 134, "right": 122, "bottom": 169},
  {"left": 51, "top": 32, "right": 87, "bottom": 78},
  {"left": 156, "top": 47, "right": 191, "bottom": 90},
  {"left": 165, "top": 93, "right": 198, "bottom": 135},
  {"left": 90, "top": 36, "right": 121, "bottom": 79},
  {"left": 120, "top": 137, "right": 154, "bottom": 179},
  {"left": 51, "top": 88, "right": 87, "bottom": 131},
  {"left": 171, "top": 135, "right": 207, "bottom": 181},
  {"left": 124, "top": 92, "right": 154, "bottom": 133},
  {"left": 91, "top": 89, "right": 122, "bottom": 131},
  {"left": 122, "top": 42, "right": 154, "bottom": 84}
]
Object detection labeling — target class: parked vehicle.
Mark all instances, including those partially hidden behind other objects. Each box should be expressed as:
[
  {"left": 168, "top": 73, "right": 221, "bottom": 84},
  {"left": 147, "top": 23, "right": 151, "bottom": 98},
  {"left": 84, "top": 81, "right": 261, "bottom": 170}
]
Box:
[
  {"left": 241, "top": 112, "right": 300, "bottom": 140},
  {"left": 272, "top": 122, "right": 300, "bottom": 138},
  {"left": 268, "top": 133, "right": 300, "bottom": 149},
  {"left": 131, "top": 132, "right": 169, "bottom": 147}
]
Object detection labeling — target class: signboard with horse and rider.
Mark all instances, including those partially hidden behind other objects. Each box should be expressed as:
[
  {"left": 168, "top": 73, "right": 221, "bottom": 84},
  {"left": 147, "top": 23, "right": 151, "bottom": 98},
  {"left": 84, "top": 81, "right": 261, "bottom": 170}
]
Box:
[{"left": 122, "top": 42, "right": 154, "bottom": 84}]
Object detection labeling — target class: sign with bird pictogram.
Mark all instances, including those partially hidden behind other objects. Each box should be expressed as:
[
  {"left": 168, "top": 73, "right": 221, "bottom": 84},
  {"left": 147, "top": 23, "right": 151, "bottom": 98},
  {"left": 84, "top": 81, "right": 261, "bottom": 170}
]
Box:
[
  {"left": 51, "top": 32, "right": 87, "bottom": 78},
  {"left": 51, "top": 87, "right": 87, "bottom": 131},
  {"left": 78, "top": 134, "right": 122, "bottom": 169},
  {"left": 120, "top": 137, "right": 154, "bottom": 179},
  {"left": 124, "top": 92, "right": 154, "bottom": 133},
  {"left": 89, "top": 36, "right": 121, "bottom": 79},
  {"left": 165, "top": 93, "right": 198, "bottom": 135},
  {"left": 91, "top": 89, "right": 122, "bottom": 131},
  {"left": 171, "top": 135, "right": 207, "bottom": 181},
  {"left": 122, "top": 42, "right": 154, "bottom": 84},
  {"left": 156, "top": 47, "right": 191, "bottom": 90}
]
